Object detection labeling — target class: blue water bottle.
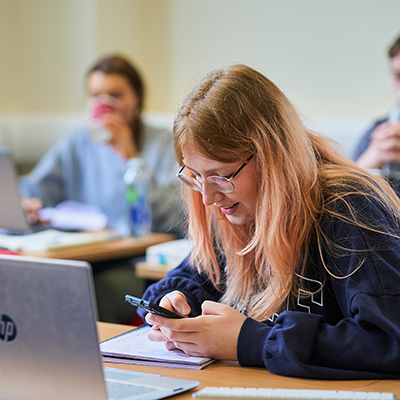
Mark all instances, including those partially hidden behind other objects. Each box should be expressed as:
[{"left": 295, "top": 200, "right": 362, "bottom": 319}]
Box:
[{"left": 123, "top": 157, "right": 152, "bottom": 237}]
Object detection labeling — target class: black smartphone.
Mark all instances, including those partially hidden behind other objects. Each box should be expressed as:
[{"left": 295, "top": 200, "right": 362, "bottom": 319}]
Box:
[{"left": 125, "top": 294, "right": 183, "bottom": 319}]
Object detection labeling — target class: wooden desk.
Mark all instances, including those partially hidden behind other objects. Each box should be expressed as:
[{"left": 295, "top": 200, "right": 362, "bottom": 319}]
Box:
[
  {"left": 21, "top": 233, "right": 175, "bottom": 263},
  {"left": 98, "top": 322, "right": 400, "bottom": 399},
  {"left": 135, "top": 261, "right": 174, "bottom": 280}
]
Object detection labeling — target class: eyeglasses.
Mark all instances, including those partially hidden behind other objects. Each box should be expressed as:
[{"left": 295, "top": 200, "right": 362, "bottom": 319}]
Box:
[{"left": 177, "top": 155, "right": 253, "bottom": 194}]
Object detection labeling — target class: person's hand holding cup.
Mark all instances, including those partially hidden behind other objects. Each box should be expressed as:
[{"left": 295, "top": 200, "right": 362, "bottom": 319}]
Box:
[{"left": 88, "top": 94, "right": 120, "bottom": 143}]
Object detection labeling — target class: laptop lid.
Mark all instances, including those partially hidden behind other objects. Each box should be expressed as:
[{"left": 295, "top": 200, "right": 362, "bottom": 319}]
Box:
[
  {"left": 0, "top": 147, "right": 32, "bottom": 232},
  {"left": 0, "top": 255, "right": 108, "bottom": 400},
  {"left": 0, "top": 255, "right": 200, "bottom": 400}
]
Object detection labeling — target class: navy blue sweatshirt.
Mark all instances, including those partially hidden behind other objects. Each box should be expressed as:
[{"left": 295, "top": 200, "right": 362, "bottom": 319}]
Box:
[{"left": 139, "top": 190, "right": 400, "bottom": 380}]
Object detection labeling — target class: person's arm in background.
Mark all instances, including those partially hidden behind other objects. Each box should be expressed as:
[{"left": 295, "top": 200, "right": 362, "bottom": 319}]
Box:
[
  {"left": 19, "top": 131, "right": 79, "bottom": 222},
  {"left": 100, "top": 112, "right": 140, "bottom": 160},
  {"left": 19, "top": 146, "right": 65, "bottom": 206},
  {"left": 354, "top": 118, "right": 400, "bottom": 169},
  {"left": 353, "top": 120, "right": 381, "bottom": 167},
  {"left": 20, "top": 197, "right": 44, "bottom": 224}
]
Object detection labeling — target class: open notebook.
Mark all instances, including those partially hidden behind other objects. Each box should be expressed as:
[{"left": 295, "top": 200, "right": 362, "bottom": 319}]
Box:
[
  {"left": 101, "top": 324, "right": 215, "bottom": 369},
  {"left": 0, "top": 255, "right": 200, "bottom": 400}
]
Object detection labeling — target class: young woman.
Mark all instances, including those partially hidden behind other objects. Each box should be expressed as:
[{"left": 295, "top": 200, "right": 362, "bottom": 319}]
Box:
[
  {"left": 20, "top": 54, "right": 183, "bottom": 238},
  {"left": 138, "top": 64, "right": 400, "bottom": 379},
  {"left": 19, "top": 55, "right": 184, "bottom": 324}
]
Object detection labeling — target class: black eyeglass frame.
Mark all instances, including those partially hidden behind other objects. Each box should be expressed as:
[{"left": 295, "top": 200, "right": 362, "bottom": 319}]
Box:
[{"left": 177, "top": 155, "right": 254, "bottom": 194}]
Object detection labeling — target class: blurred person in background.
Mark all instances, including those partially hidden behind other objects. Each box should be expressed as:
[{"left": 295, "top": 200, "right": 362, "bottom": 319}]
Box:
[
  {"left": 20, "top": 54, "right": 184, "bottom": 323},
  {"left": 20, "top": 54, "right": 183, "bottom": 238},
  {"left": 353, "top": 34, "right": 400, "bottom": 195}
]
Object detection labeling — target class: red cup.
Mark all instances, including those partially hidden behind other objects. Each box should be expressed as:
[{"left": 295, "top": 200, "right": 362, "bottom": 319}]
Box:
[{"left": 88, "top": 95, "right": 119, "bottom": 143}]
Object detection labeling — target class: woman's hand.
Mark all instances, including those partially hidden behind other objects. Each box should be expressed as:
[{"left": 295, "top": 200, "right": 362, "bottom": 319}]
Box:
[
  {"left": 101, "top": 113, "right": 139, "bottom": 160},
  {"left": 145, "top": 290, "right": 191, "bottom": 333},
  {"left": 145, "top": 298, "right": 247, "bottom": 361},
  {"left": 357, "top": 121, "right": 400, "bottom": 169},
  {"left": 21, "top": 197, "right": 43, "bottom": 223}
]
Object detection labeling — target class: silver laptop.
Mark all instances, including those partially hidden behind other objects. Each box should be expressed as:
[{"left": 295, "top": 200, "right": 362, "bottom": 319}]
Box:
[
  {"left": 0, "top": 147, "right": 45, "bottom": 233},
  {"left": 0, "top": 255, "right": 200, "bottom": 400}
]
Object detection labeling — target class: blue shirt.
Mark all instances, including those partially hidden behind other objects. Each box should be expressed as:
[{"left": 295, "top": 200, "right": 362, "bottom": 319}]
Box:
[{"left": 20, "top": 123, "right": 184, "bottom": 237}]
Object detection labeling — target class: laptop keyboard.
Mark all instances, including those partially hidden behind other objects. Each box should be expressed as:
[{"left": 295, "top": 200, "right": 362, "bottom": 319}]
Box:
[{"left": 106, "top": 381, "right": 156, "bottom": 399}]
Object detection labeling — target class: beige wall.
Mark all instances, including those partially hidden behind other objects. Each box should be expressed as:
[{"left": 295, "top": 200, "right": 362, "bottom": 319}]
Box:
[
  {"left": 168, "top": 0, "right": 400, "bottom": 119},
  {"left": 95, "top": 0, "right": 172, "bottom": 111},
  {"left": 0, "top": 0, "right": 95, "bottom": 112},
  {"left": 0, "top": 0, "right": 400, "bottom": 120}
]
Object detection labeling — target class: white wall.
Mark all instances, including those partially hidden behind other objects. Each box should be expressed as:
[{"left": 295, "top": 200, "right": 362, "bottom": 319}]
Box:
[
  {"left": 168, "top": 1, "right": 400, "bottom": 120},
  {"left": 0, "top": 0, "right": 399, "bottom": 161}
]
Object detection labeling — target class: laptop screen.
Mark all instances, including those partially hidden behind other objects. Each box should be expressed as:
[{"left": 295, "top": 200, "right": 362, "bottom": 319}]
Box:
[{"left": 0, "top": 148, "right": 32, "bottom": 232}]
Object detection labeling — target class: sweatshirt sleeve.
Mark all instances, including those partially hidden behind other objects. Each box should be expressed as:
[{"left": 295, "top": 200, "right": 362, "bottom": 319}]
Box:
[
  {"left": 237, "top": 193, "right": 400, "bottom": 379},
  {"left": 139, "top": 256, "right": 224, "bottom": 319},
  {"left": 19, "top": 132, "right": 77, "bottom": 206}
]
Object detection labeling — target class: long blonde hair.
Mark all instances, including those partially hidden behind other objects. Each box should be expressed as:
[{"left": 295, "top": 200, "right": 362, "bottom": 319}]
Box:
[{"left": 173, "top": 64, "right": 400, "bottom": 321}]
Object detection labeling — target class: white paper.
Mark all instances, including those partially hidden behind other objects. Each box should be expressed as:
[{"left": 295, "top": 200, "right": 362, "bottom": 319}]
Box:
[
  {"left": 0, "top": 228, "right": 117, "bottom": 253},
  {"left": 145, "top": 239, "right": 191, "bottom": 266},
  {"left": 100, "top": 325, "right": 215, "bottom": 369},
  {"left": 39, "top": 200, "right": 108, "bottom": 231}
]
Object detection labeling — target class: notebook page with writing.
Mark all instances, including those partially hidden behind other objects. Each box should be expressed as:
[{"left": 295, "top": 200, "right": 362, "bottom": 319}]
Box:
[{"left": 100, "top": 325, "right": 215, "bottom": 369}]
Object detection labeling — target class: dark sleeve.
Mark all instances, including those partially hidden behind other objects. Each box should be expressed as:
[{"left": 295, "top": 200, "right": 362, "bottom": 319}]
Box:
[
  {"left": 138, "top": 255, "right": 224, "bottom": 319},
  {"left": 237, "top": 193, "right": 400, "bottom": 379},
  {"left": 352, "top": 119, "right": 386, "bottom": 161}
]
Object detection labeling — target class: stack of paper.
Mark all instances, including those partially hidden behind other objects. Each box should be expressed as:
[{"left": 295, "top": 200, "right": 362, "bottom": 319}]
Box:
[
  {"left": 0, "top": 229, "right": 118, "bottom": 253},
  {"left": 38, "top": 200, "right": 108, "bottom": 231},
  {"left": 145, "top": 239, "right": 191, "bottom": 267}
]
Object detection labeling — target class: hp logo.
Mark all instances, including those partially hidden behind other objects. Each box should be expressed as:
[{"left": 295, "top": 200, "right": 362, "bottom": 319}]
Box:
[{"left": 0, "top": 314, "right": 17, "bottom": 342}]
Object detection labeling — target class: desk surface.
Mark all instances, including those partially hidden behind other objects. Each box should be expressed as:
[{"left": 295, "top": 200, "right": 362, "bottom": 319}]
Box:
[
  {"left": 98, "top": 322, "right": 400, "bottom": 399},
  {"left": 21, "top": 233, "right": 175, "bottom": 263}
]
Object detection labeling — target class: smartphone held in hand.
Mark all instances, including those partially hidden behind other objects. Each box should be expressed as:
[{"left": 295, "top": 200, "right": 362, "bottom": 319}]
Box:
[{"left": 125, "top": 295, "right": 183, "bottom": 319}]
